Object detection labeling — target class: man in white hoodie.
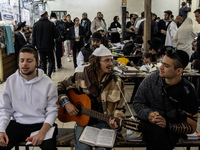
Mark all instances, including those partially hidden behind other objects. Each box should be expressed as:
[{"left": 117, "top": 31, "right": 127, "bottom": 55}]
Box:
[{"left": 0, "top": 45, "right": 58, "bottom": 150}]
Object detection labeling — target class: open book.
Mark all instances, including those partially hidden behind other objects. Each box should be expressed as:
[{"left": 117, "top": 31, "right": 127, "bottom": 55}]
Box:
[{"left": 79, "top": 126, "right": 117, "bottom": 148}]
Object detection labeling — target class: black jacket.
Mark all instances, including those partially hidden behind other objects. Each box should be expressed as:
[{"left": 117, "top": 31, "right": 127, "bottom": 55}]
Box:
[
  {"left": 179, "top": 7, "right": 191, "bottom": 21},
  {"left": 32, "top": 17, "right": 59, "bottom": 51},
  {"left": 65, "top": 21, "right": 74, "bottom": 40},
  {"left": 109, "top": 22, "right": 121, "bottom": 29},
  {"left": 15, "top": 32, "right": 27, "bottom": 50},
  {"left": 81, "top": 43, "right": 93, "bottom": 63},
  {"left": 69, "top": 25, "right": 85, "bottom": 49},
  {"left": 81, "top": 18, "right": 92, "bottom": 43}
]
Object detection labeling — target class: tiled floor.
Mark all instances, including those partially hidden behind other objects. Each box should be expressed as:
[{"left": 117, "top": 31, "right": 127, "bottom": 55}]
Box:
[{"left": 0, "top": 54, "right": 198, "bottom": 150}]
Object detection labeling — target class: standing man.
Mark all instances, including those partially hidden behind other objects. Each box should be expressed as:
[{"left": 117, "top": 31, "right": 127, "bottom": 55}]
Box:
[
  {"left": 32, "top": 11, "right": 59, "bottom": 78},
  {"left": 64, "top": 14, "right": 74, "bottom": 62},
  {"left": 157, "top": 10, "right": 173, "bottom": 47},
  {"left": 0, "top": 45, "right": 58, "bottom": 150},
  {"left": 57, "top": 44, "right": 125, "bottom": 150},
  {"left": 77, "top": 31, "right": 101, "bottom": 66},
  {"left": 91, "top": 12, "right": 106, "bottom": 34},
  {"left": 69, "top": 17, "right": 85, "bottom": 68},
  {"left": 81, "top": 12, "right": 92, "bottom": 44},
  {"left": 50, "top": 12, "right": 63, "bottom": 69},
  {"left": 133, "top": 49, "right": 198, "bottom": 150},
  {"left": 179, "top": 2, "right": 191, "bottom": 21},
  {"left": 15, "top": 21, "right": 28, "bottom": 58},
  {"left": 165, "top": 15, "right": 183, "bottom": 48}
]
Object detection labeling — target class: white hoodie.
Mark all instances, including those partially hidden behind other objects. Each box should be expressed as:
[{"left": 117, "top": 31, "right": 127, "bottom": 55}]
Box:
[{"left": 0, "top": 69, "right": 58, "bottom": 132}]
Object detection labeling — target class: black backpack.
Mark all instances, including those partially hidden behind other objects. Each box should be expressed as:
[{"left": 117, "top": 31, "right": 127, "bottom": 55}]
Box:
[{"left": 123, "top": 41, "right": 135, "bottom": 55}]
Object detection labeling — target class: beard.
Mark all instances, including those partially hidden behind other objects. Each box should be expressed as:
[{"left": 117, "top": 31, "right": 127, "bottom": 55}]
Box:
[
  {"left": 91, "top": 44, "right": 100, "bottom": 51},
  {"left": 20, "top": 68, "right": 36, "bottom": 76}
]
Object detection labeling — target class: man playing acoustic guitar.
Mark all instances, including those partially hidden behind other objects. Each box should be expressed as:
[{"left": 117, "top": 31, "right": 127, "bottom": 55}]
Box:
[{"left": 57, "top": 44, "right": 126, "bottom": 150}]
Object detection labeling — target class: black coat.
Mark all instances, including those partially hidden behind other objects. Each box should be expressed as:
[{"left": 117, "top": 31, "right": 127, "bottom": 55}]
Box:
[
  {"left": 69, "top": 25, "right": 85, "bottom": 49},
  {"left": 81, "top": 18, "right": 92, "bottom": 42},
  {"left": 15, "top": 32, "right": 27, "bottom": 50},
  {"left": 109, "top": 22, "right": 121, "bottom": 29},
  {"left": 32, "top": 17, "right": 59, "bottom": 51}
]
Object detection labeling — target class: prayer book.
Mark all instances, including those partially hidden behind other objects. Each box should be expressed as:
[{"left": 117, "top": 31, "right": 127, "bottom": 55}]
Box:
[
  {"left": 79, "top": 126, "right": 117, "bottom": 148},
  {"left": 26, "top": 126, "right": 55, "bottom": 145}
]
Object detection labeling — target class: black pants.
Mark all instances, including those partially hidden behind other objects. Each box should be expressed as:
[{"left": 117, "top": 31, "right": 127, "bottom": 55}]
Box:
[
  {"left": 55, "top": 39, "right": 62, "bottom": 68},
  {"left": 141, "top": 120, "right": 182, "bottom": 150},
  {"left": 0, "top": 120, "right": 58, "bottom": 150},
  {"left": 72, "top": 41, "right": 81, "bottom": 68},
  {"left": 39, "top": 50, "right": 55, "bottom": 78}
]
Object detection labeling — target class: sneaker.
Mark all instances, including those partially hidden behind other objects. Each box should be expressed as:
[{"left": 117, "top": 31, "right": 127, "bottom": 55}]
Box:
[
  {"left": 69, "top": 53, "right": 73, "bottom": 57},
  {"left": 67, "top": 57, "right": 71, "bottom": 62}
]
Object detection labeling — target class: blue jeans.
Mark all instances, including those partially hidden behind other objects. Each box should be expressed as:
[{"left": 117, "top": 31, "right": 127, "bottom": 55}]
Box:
[{"left": 74, "top": 121, "right": 112, "bottom": 150}]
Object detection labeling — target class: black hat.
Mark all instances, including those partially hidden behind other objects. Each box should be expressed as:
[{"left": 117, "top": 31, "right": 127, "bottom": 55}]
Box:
[
  {"left": 92, "top": 32, "right": 101, "bottom": 41},
  {"left": 165, "top": 49, "right": 189, "bottom": 69},
  {"left": 147, "top": 37, "right": 162, "bottom": 49},
  {"left": 17, "top": 21, "right": 26, "bottom": 30},
  {"left": 164, "top": 10, "right": 172, "bottom": 15},
  {"left": 50, "top": 12, "right": 57, "bottom": 18},
  {"left": 182, "top": 2, "right": 186, "bottom": 6}
]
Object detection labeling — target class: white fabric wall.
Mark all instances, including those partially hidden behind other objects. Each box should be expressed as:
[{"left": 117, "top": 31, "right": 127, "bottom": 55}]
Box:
[
  {"left": 46, "top": 0, "right": 200, "bottom": 32},
  {"left": 46, "top": 0, "right": 179, "bottom": 25}
]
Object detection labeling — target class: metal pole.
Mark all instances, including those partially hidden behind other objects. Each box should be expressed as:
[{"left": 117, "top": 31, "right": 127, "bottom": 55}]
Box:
[{"left": 18, "top": 0, "right": 21, "bottom": 22}]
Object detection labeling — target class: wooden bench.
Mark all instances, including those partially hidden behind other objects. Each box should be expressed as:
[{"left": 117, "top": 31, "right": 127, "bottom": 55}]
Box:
[{"left": 15, "top": 128, "right": 200, "bottom": 150}]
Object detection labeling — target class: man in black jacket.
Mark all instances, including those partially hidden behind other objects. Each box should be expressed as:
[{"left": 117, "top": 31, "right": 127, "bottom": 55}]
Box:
[
  {"left": 76, "top": 32, "right": 101, "bottom": 66},
  {"left": 69, "top": 17, "right": 85, "bottom": 68},
  {"left": 15, "top": 21, "right": 28, "bottom": 59},
  {"left": 81, "top": 12, "right": 91, "bottom": 44},
  {"left": 32, "top": 11, "right": 59, "bottom": 78},
  {"left": 179, "top": 2, "right": 191, "bottom": 21},
  {"left": 157, "top": 10, "right": 173, "bottom": 47}
]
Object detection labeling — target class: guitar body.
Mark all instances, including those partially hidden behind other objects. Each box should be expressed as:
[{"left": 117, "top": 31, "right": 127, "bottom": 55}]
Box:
[{"left": 58, "top": 89, "right": 91, "bottom": 126}]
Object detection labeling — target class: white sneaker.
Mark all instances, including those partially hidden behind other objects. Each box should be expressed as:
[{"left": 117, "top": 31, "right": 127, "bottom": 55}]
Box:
[{"left": 67, "top": 57, "right": 71, "bottom": 62}]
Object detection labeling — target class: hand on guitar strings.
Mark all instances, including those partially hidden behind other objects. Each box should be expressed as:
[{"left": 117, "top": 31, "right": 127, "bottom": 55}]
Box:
[
  {"left": 65, "top": 103, "right": 79, "bottom": 116},
  {"left": 109, "top": 118, "right": 119, "bottom": 129}
]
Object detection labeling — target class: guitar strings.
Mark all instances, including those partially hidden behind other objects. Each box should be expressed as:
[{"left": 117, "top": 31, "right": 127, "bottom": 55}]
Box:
[{"left": 115, "top": 80, "right": 136, "bottom": 121}]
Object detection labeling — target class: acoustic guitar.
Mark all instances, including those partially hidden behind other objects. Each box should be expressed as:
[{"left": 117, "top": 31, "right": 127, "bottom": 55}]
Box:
[{"left": 58, "top": 89, "right": 143, "bottom": 132}]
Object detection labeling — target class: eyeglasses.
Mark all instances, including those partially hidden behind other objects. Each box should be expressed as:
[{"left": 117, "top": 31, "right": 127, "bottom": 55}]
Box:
[{"left": 100, "top": 59, "right": 114, "bottom": 64}]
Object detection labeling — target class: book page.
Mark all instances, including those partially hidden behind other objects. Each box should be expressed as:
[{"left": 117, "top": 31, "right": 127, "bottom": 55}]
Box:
[
  {"left": 26, "top": 126, "right": 55, "bottom": 145},
  {"left": 96, "top": 129, "right": 116, "bottom": 148},
  {"left": 79, "top": 126, "right": 100, "bottom": 146}
]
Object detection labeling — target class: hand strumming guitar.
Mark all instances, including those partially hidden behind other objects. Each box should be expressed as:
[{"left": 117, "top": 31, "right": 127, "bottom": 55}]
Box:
[{"left": 65, "top": 103, "right": 79, "bottom": 116}]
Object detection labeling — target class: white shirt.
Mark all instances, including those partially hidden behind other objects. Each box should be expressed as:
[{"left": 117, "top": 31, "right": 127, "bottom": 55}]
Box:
[
  {"left": 75, "top": 26, "right": 80, "bottom": 41},
  {"left": 0, "top": 69, "right": 58, "bottom": 132},
  {"left": 77, "top": 51, "right": 84, "bottom": 66},
  {"left": 135, "top": 18, "right": 146, "bottom": 29},
  {"left": 165, "top": 21, "right": 177, "bottom": 47}
]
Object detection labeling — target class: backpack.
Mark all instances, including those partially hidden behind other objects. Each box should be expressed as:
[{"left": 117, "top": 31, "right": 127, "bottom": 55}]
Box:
[{"left": 122, "top": 41, "right": 135, "bottom": 55}]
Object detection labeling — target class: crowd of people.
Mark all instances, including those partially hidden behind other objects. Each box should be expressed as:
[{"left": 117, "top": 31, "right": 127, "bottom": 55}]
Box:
[{"left": 1, "top": 2, "right": 200, "bottom": 150}]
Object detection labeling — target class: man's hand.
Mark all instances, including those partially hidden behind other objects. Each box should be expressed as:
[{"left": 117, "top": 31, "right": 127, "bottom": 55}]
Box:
[
  {"left": 161, "top": 29, "right": 167, "bottom": 35},
  {"left": 109, "top": 117, "right": 119, "bottom": 129},
  {"left": 26, "top": 132, "right": 45, "bottom": 146},
  {"left": 65, "top": 103, "right": 79, "bottom": 116},
  {"left": 148, "top": 111, "right": 166, "bottom": 128},
  {"left": 0, "top": 132, "right": 9, "bottom": 147}
]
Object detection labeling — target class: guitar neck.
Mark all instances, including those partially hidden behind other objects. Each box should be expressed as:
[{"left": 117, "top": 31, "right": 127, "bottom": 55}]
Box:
[{"left": 81, "top": 106, "right": 111, "bottom": 122}]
